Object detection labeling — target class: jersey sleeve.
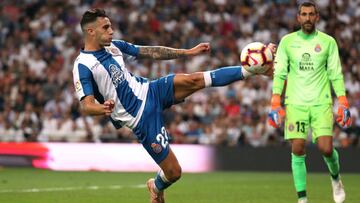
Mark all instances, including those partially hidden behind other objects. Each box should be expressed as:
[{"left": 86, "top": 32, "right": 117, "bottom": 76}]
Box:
[
  {"left": 112, "top": 40, "right": 139, "bottom": 57},
  {"left": 272, "top": 37, "right": 288, "bottom": 95},
  {"left": 73, "top": 63, "right": 94, "bottom": 101},
  {"left": 327, "top": 38, "right": 346, "bottom": 97}
]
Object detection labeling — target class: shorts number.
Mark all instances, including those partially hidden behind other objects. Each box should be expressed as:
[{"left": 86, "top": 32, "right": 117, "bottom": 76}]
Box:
[
  {"left": 296, "top": 121, "right": 305, "bottom": 133},
  {"left": 156, "top": 127, "right": 169, "bottom": 148}
]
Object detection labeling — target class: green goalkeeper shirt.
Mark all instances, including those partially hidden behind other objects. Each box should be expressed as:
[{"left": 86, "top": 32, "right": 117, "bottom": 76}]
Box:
[{"left": 273, "top": 29, "right": 346, "bottom": 105}]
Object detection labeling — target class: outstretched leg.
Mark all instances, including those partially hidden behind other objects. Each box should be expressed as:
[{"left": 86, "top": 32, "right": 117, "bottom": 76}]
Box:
[{"left": 173, "top": 66, "right": 251, "bottom": 101}]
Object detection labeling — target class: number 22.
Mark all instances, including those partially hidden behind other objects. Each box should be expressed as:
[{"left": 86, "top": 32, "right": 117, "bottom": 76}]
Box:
[{"left": 156, "top": 127, "right": 169, "bottom": 148}]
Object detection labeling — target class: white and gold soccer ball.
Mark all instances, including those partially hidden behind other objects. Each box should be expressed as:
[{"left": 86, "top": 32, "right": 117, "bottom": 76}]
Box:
[{"left": 240, "top": 42, "right": 274, "bottom": 74}]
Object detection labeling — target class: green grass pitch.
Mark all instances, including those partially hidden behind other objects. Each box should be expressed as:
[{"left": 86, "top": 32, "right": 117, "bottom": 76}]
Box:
[{"left": 0, "top": 168, "right": 359, "bottom": 203}]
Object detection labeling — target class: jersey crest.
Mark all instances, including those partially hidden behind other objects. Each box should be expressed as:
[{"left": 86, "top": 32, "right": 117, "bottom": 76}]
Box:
[
  {"left": 314, "top": 44, "right": 322, "bottom": 52},
  {"left": 109, "top": 64, "right": 125, "bottom": 88},
  {"left": 108, "top": 47, "right": 122, "bottom": 56}
]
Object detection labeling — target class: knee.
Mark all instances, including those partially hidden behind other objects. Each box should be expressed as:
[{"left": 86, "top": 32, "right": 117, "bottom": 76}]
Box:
[
  {"left": 319, "top": 146, "right": 333, "bottom": 157},
  {"left": 165, "top": 165, "right": 182, "bottom": 183},
  {"left": 186, "top": 73, "right": 205, "bottom": 90},
  {"left": 292, "top": 144, "right": 306, "bottom": 156}
]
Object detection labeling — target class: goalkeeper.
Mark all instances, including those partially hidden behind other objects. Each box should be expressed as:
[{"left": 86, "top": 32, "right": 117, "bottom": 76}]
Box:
[{"left": 267, "top": 1, "right": 351, "bottom": 203}]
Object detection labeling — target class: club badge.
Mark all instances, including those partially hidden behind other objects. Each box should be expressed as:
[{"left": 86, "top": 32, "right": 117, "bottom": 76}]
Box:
[
  {"left": 151, "top": 143, "right": 162, "bottom": 154},
  {"left": 288, "top": 123, "right": 294, "bottom": 132},
  {"left": 108, "top": 47, "right": 121, "bottom": 56}
]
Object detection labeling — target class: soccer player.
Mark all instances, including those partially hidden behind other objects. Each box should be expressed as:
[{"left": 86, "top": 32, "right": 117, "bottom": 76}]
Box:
[
  {"left": 73, "top": 8, "right": 275, "bottom": 203},
  {"left": 267, "top": 1, "right": 351, "bottom": 203}
]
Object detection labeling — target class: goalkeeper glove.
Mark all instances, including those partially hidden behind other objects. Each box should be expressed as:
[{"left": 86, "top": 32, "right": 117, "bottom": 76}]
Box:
[
  {"left": 336, "top": 96, "right": 351, "bottom": 128},
  {"left": 267, "top": 94, "right": 285, "bottom": 128}
]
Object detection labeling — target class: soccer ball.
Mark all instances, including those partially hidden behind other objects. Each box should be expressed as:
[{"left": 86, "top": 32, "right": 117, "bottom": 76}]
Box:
[{"left": 240, "top": 42, "right": 274, "bottom": 74}]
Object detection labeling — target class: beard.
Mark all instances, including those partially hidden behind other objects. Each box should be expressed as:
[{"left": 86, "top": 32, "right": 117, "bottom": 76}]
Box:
[
  {"left": 100, "top": 39, "right": 112, "bottom": 47},
  {"left": 301, "top": 22, "right": 315, "bottom": 34},
  {"left": 101, "top": 41, "right": 111, "bottom": 46},
  {"left": 96, "top": 35, "right": 112, "bottom": 47}
]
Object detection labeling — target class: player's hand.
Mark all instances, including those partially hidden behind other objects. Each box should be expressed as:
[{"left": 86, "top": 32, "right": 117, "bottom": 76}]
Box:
[
  {"left": 267, "top": 94, "right": 285, "bottom": 128},
  {"left": 103, "top": 99, "right": 115, "bottom": 116},
  {"left": 259, "top": 43, "right": 277, "bottom": 78},
  {"left": 267, "top": 43, "right": 277, "bottom": 56},
  {"left": 336, "top": 96, "right": 351, "bottom": 128},
  {"left": 186, "top": 43, "right": 211, "bottom": 56},
  {"left": 262, "top": 63, "right": 274, "bottom": 78}
]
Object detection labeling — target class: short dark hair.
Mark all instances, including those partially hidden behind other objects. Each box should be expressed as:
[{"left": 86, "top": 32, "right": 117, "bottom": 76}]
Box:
[
  {"left": 297, "top": 0, "right": 318, "bottom": 14},
  {"left": 80, "top": 8, "right": 108, "bottom": 31}
]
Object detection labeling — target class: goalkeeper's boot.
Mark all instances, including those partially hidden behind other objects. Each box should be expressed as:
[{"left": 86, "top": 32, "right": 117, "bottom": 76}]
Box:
[
  {"left": 298, "top": 197, "right": 308, "bottom": 203},
  {"left": 147, "top": 178, "right": 165, "bottom": 203},
  {"left": 331, "top": 176, "right": 345, "bottom": 203}
]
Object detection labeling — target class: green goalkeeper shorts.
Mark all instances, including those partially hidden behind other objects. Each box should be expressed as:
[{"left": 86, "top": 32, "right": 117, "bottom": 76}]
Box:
[{"left": 285, "top": 104, "right": 333, "bottom": 142}]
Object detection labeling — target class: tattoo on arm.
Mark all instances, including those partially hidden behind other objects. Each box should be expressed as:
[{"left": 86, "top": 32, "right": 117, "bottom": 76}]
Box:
[{"left": 138, "top": 46, "right": 186, "bottom": 60}]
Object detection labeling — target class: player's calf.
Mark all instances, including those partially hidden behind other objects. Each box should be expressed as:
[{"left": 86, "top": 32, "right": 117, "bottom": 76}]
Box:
[{"left": 155, "top": 169, "right": 180, "bottom": 191}]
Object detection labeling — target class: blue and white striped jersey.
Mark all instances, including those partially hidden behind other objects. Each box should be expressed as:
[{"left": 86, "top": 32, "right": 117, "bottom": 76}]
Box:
[{"left": 73, "top": 40, "right": 149, "bottom": 129}]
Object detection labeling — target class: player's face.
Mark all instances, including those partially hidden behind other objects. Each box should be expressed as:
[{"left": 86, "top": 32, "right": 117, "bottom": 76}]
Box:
[
  {"left": 94, "top": 17, "right": 113, "bottom": 46},
  {"left": 297, "top": 6, "right": 319, "bottom": 34}
]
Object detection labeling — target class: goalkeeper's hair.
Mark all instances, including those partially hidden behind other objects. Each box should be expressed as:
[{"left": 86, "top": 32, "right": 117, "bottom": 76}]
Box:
[
  {"left": 297, "top": 0, "right": 318, "bottom": 14},
  {"left": 80, "top": 8, "right": 108, "bottom": 32}
]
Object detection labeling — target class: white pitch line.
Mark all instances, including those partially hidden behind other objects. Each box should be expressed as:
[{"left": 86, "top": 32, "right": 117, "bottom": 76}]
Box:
[{"left": 0, "top": 184, "right": 147, "bottom": 193}]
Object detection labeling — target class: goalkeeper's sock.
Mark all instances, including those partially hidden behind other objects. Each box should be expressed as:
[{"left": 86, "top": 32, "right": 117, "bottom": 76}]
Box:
[
  {"left": 292, "top": 153, "right": 307, "bottom": 198},
  {"left": 203, "top": 66, "right": 251, "bottom": 87},
  {"left": 154, "top": 170, "right": 172, "bottom": 192},
  {"left": 297, "top": 191, "right": 307, "bottom": 199},
  {"left": 323, "top": 148, "right": 340, "bottom": 180}
]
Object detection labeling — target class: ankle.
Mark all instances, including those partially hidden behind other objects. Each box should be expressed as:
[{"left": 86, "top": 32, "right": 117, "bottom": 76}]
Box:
[
  {"left": 297, "top": 190, "right": 307, "bottom": 199},
  {"left": 331, "top": 174, "right": 339, "bottom": 181}
]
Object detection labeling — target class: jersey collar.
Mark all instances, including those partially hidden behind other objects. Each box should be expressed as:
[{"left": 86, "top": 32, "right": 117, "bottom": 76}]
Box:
[
  {"left": 80, "top": 48, "right": 106, "bottom": 54},
  {"left": 297, "top": 29, "right": 318, "bottom": 40}
]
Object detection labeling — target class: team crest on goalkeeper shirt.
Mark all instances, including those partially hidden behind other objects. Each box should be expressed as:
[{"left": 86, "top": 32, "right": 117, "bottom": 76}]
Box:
[
  {"left": 314, "top": 44, "right": 322, "bottom": 52},
  {"left": 288, "top": 123, "right": 295, "bottom": 132},
  {"left": 109, "top": 64, "right": 125, "bottom": 88}
]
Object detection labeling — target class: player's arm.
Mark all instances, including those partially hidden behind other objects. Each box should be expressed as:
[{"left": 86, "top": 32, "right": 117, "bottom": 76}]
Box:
[
  {"left": 73, "top": 64, "right": 114, "bottom": 116},
  {"left": 268, "top": 38, "right": 288, "bottom": 128},
  {"left": 80, "top": 95, "right": 114, "bottom": 116},
  {"left": 326, "top": 38, "right": 351, "bottom": 127},
  {"left": 327, "top": 38, "right": 345, "bottom": 97},
  {"left": 272, "top": 39, "right": 288, "bottom": 96},
  {"left": 137, "top": 43, "right": 210, "bottom": 60}
]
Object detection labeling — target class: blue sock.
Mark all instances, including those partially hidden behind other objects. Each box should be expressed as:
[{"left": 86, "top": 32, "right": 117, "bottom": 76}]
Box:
[
  {"left": 154, "top": 170, "right": 172, "bottom": 191},
  {"left": 204, "top": 66, "right": 245, "bottom": 87}
]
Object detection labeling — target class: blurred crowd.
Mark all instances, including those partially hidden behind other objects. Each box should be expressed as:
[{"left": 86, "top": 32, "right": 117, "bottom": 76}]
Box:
[{"left": 0, "top": 0, "right": 359, "bottom": 147}]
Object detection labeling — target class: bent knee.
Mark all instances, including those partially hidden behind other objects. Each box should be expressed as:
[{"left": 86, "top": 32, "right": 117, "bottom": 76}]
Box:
[
  {"left": 185, "top": 73, "right": 205, "bottom": 90},
  {"left": 166, "top": 166, "right": 182, "bottom": 182}
]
